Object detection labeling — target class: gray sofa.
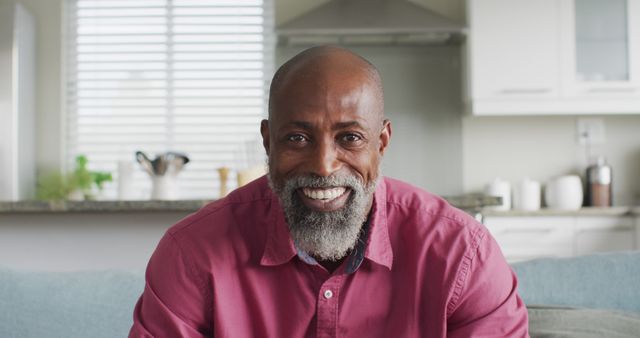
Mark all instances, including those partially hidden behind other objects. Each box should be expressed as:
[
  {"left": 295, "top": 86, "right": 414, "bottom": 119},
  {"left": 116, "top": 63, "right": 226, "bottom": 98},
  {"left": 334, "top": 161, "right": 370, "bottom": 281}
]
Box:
[{"left": 1, "top": 251, "right": 639, "bottom": 338}]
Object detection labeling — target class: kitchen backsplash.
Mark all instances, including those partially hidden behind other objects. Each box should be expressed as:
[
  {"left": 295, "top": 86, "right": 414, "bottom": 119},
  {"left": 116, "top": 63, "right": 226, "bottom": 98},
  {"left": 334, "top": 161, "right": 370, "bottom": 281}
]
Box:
[{"left": 463, "top": 115, "right": 640, "bottom": 206}]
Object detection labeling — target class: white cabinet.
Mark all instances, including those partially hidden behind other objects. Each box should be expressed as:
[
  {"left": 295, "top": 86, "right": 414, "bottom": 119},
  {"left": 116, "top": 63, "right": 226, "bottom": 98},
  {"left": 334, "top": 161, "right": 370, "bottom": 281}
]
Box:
[
  {"left": 466, "top": 0, "right": 640, "bottom": 115},
  {"left": 484, "top": 214, "right": 637, "bottom": 262},
  {"left": 467, "top": 0, "right": 561, "bottom": 101},
  {"left": 560, "top": 0, "right": 640, "bottom": 103}
]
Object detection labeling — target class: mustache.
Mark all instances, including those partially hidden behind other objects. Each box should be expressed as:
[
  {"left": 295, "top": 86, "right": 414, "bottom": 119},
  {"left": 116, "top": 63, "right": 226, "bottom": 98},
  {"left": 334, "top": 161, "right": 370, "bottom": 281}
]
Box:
[{"left": 281, "top": 173, "right": 364, "bottom": 191}]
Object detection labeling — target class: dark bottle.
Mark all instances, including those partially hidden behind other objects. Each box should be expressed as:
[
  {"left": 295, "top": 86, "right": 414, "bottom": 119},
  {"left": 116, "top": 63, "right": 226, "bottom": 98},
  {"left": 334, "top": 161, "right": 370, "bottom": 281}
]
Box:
[{"left": 585, "top": 156, "right": 612, "bottom": 207}]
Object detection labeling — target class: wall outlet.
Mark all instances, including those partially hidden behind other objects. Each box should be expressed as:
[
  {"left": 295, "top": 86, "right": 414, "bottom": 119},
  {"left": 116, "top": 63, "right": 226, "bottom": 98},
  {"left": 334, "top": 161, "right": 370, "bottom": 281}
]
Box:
[{"left": 576, "top": 118, "right": 606, "bottom": 145}]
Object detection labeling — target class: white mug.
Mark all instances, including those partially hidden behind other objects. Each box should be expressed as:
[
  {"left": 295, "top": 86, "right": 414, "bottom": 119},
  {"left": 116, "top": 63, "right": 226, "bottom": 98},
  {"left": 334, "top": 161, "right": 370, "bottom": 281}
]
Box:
[
  {"left": 513, "top": 178, "right": 541, "bottom": 211},
  {"left": 545, "top": 175, "right": 583, "bottom": 210}
]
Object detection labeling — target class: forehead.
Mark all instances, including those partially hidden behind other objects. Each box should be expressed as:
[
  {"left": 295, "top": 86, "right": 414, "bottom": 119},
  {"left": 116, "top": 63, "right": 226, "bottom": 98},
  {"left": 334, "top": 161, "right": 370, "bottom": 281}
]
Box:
[{"left": 270, "top": 69, "right": 382, "bottom": 129}]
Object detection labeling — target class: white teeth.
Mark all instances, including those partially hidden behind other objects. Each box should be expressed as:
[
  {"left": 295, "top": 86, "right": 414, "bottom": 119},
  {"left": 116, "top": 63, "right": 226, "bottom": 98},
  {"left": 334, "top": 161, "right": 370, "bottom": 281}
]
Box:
[{"left": 302, "top": 187, "right": 346, "bottom": 200}]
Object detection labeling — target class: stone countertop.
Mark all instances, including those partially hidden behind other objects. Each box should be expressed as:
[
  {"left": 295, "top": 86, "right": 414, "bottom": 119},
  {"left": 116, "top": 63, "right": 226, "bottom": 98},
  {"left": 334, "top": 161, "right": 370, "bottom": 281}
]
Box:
[
  {"left": 0, "top": 194, "right": 501, "bottom": 214},
  {"left": 481, "top": 206, "right": 637, "bottom": 217},
  {"left": 0, "top": 200, "right": 211, "bottom": 213}
]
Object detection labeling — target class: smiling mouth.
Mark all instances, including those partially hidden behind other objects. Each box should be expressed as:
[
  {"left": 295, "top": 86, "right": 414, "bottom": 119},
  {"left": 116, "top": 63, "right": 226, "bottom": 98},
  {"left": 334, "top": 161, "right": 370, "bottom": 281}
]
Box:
[
  {"left": 297, "top": 186, "right": 351, "bottom": 212},
  {"left": 302, "top": 187, "right": 347, "bottom": 200}
]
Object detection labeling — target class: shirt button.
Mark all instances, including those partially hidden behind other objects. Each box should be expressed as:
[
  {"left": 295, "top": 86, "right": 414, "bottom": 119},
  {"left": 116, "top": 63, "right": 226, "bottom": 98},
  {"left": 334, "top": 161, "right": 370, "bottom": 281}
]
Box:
[{"left": 323, "top": 290, "right": 333, "bottom": 299}]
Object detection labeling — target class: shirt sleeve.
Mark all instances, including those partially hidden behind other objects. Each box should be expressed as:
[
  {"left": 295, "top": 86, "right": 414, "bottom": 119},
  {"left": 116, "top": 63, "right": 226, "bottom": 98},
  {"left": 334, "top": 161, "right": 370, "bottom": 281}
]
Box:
[
  {"left": 129, "top": 232, "right": 212, "bottom": 338},
  {"left": 446, "top": 228, "right": 529, "bottom": 338}
]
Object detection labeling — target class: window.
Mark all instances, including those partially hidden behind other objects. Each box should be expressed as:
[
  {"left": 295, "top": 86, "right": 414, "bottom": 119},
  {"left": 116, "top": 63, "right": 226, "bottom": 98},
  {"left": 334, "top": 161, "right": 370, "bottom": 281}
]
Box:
[{"left": 65, "top": 0, "right": 274, "bottom": 199}]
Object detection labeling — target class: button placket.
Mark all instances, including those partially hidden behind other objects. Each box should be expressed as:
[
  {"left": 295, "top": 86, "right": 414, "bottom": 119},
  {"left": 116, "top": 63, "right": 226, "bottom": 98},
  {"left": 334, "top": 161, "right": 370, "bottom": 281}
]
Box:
[{"left": 316, "top": 276, "right": 344, "bottom": 338}]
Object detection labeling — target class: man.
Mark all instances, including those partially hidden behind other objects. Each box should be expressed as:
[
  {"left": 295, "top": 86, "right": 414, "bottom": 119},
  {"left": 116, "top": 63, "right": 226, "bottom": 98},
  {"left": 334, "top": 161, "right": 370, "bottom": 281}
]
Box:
[{"left": 130, "top": 46, "right": 529, "bottom": 337}]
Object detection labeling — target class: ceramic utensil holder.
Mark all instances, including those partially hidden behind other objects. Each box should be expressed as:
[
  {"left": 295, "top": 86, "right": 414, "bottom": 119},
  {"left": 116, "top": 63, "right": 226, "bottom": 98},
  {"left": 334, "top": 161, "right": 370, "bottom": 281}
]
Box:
[{"left": 151, "top": 175, "right": 178, "bottom": 200}]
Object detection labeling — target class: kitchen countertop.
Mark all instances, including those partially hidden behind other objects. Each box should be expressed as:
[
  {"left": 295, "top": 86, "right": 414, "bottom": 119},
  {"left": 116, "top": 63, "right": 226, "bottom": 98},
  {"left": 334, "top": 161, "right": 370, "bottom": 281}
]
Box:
[
  {"left": 0, "top": 194, "right": 501, "bottom": 214},
  {"left": 482, "top": 206, "right": 638, "bottom": 217},
  {"left": 0, "top": 200, "right": 211, "bottom": 213}
]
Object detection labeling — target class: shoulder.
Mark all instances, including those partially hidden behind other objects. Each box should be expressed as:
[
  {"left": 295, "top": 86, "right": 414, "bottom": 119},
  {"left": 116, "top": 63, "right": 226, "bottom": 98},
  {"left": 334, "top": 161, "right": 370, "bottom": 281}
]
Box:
[
  {"left": 381, "top": 176, "right": 491, "bottom": 280},
  {"left": 163, "top": 176, "right": 275, "bottom": 253},
  {"left": 382, "top": 176, "right": 481, "bottom": 230}
]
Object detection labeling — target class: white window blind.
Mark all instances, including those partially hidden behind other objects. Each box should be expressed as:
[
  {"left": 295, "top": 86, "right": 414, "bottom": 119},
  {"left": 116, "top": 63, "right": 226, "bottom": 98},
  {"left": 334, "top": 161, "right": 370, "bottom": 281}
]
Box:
[{"left": 65, "top": 0, "right": 274, "bottom": 200}]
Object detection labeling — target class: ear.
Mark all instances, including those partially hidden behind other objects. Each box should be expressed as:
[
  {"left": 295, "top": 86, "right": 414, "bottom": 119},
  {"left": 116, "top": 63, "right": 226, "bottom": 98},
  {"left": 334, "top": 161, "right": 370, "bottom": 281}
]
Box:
[
  {"left": 260, "top": 119, "right": 270, "bottom": 155},
  {"left": 378, "top": 119, "right": 391, "bottom": 155}
]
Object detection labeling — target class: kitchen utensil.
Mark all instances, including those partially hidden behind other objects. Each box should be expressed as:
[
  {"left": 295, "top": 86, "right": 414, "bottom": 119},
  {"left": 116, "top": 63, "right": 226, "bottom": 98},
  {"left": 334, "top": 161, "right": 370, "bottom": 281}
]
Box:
[
  {"left": 136, "top": 151, "right": 190, "bottom": 177},
  {"left": 513, "top": 178, "right": 541, "bottom": 211},
  {"left": 545, "top": 175, "right": 583, "bottom": 210},
  {"left": 135, "top": 151, "right": 154, "bottom": 176},
  {"left": 152, "top": 154, "right": 170, "bottom": 176},
  {"left": 484, "top": 178, "right": 511, "bottom": 211},
  {"left": 166, "top": 152, "right": 190, "bottom": 175},
  {"left": 136, "top": 150, "right": 190, "bottom": 200},
  {"left": 585, "top": 156, "right": 612, "bottom": 207}
]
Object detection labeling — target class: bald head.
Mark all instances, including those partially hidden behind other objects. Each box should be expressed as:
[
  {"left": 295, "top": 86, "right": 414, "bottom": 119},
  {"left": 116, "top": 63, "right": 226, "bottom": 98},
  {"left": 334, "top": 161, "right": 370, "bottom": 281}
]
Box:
[{"left": 268, "top": 46, "right": 384, "bottom": 121}]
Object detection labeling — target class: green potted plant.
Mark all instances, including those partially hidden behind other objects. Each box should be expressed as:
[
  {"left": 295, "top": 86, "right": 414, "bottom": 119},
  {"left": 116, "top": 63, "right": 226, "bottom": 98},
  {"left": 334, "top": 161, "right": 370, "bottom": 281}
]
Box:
[{"left": 36, "top": 155, "right": 113, "bottom": 201}]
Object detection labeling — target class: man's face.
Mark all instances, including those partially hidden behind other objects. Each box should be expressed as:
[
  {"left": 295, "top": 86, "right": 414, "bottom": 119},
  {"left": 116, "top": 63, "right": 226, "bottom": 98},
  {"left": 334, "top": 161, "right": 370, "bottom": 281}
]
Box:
[{"left": 262, "top": 62, "right": 391, "bottom": 261}]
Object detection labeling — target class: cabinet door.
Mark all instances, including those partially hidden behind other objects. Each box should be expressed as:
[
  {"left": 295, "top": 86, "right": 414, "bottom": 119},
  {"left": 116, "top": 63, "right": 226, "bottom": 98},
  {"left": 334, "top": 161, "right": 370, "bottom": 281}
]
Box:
[
  {"left": 574, "top": 216, "right": 636, "bottom": 255},
  {"left": 560, "top": 0, "right": 640, "bottom": 99},
  {"left": 484, "top": 216, "right": 574, "bottom": 262},
  {"left": 468, "top": 0, "right": 561, "bottom": 100}
]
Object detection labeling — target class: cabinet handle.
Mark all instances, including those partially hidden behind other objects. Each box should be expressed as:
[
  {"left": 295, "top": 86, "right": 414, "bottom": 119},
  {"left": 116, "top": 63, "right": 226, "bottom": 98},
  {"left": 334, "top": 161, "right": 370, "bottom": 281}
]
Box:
[
  {"left": 498, "top": 88, "right": 552, "bottom": 94},
  {"left": 585, "top": 87, "right": 637, "bottom": 93},
  {"left": 500, "top": 228, "right": 554, "bottom": 235},
  {"left": 575, "top": 227, "right": 632, "bottom": 234}
]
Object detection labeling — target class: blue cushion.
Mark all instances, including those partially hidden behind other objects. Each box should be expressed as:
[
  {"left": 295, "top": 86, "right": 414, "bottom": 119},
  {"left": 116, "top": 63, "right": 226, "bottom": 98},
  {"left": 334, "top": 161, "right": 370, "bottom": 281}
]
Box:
[
  {"left": 512, "top": 251, "right": 640, "bottom": 313},
  {"left": 0, "top": 267, "right": 144, "bottom": 338}
]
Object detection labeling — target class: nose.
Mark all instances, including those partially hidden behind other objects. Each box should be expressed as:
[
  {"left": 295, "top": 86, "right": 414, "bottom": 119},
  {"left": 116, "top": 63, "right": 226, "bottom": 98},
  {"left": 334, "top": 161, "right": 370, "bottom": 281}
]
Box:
[{"left": 308, "top": 138, "right": 341, "bottom": 177}]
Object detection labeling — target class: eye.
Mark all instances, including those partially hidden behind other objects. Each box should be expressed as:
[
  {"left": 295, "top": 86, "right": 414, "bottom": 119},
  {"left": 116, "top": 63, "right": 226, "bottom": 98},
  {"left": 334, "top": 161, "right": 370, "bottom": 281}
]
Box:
[
  {"left": 286, "top": 134, "right": 308, "bottom": 144},
  {"left": 340, "top": 133, "right": 363, "bottom": 144},
  {"left": 338, "top": 133, "right": 366, "bottom": 149}
]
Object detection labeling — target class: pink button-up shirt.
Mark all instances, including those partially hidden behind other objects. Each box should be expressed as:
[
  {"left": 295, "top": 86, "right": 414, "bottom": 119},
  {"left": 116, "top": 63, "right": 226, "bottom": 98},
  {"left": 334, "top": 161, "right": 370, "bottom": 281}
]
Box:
[{"left": 130, "top": 176, "right": 529, "bottom": 337}]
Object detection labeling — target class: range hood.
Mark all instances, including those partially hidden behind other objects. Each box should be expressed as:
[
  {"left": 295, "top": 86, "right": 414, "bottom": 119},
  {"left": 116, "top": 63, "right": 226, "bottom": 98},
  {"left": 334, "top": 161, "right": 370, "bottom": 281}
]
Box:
[{"left": 277, "top": 0, "right": 467, "bottom": 45}]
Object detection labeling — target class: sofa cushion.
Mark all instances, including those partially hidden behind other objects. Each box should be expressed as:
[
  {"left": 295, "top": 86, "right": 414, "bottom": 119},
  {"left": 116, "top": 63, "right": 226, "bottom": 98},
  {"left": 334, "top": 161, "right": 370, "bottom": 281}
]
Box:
[
  {"left": 528, "top": 305, "right": 640, "bottom": 338},
  {"left": 512, "top": 251, "right": 640, "bottom": 313},
  {"left": 0, "top": 267, "right": 143, "bottom": 338}
]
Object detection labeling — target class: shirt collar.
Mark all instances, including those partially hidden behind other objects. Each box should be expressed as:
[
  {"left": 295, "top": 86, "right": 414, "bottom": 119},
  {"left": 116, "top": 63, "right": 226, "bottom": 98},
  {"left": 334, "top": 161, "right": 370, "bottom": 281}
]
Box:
[
  {"left": 260, "top": 178, "right": 393, "bottom": 271},
  {"left": 260, "top": 193, "right": 297, "bottom": 266},
  {"left": 364, "top": 178, "right": 393, "bottom": 270}
]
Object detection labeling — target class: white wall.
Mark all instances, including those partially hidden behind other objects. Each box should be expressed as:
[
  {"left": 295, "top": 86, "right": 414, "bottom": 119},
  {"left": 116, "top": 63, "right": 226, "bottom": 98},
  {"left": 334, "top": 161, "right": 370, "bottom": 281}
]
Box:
[
  {"left": 0, "top": 212, "right": 183, "bottom": 271},
  {"left": 9, "top": 0, "right": 64, "bottom": 174}
]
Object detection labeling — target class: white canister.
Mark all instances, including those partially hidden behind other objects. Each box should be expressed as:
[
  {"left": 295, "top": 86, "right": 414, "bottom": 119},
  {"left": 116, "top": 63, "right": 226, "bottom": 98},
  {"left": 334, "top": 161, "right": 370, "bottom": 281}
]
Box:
[
  {"left": 513, "top": 178, "right": 541, "bottom": 211},
  {"left": 545, "top": 175, "right": 583, "bottom": 210},
  {"left": 151, "top": 175, "right": 178, "bottom": 200},
  {"left": 484, "top": 178, "right": 511, "bottom": 211},
  {"left": 117, "top": 160, "right": 135, "bottom": 200}
]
